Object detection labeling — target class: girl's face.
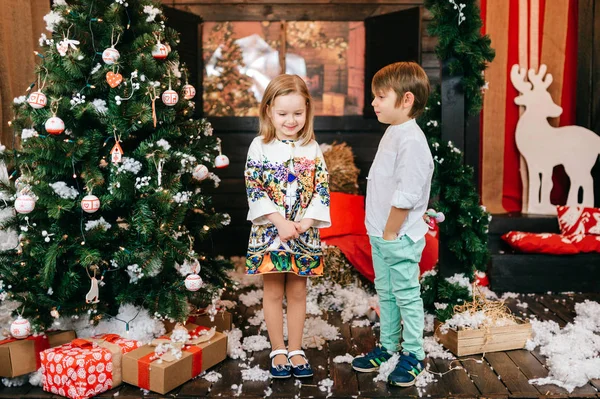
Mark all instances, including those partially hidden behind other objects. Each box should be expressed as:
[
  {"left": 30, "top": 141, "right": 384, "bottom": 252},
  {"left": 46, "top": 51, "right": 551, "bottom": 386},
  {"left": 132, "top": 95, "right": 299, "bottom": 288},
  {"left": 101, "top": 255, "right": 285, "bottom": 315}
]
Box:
[{"left": 268, "top": 93, "right": 307, "bottom": 141}]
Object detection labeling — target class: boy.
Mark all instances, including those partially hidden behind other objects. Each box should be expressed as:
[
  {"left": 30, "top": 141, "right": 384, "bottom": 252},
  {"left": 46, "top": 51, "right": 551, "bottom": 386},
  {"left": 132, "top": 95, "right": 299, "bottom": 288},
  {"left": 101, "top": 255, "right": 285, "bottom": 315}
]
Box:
[{"left": 352, "top": 62, "right": 433, "bottom": 387}]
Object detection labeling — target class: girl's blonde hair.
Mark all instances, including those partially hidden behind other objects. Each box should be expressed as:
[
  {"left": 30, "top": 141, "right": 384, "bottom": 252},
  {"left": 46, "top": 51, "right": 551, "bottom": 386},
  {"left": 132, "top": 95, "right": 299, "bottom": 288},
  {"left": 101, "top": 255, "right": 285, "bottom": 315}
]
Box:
[{"left": 258, "top": 74, "right": 315, "bottom": 145}]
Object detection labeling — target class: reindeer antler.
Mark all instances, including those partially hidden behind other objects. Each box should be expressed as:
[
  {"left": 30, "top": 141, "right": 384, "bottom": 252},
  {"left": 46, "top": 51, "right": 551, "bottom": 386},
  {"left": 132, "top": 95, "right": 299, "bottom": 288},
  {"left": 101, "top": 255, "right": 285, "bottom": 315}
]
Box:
[
  {"left": 510, "top": 64, "right": 532, "bottom": 94},
  {"left": 528, "top": 64, "right": 553, "bottom": 90}
]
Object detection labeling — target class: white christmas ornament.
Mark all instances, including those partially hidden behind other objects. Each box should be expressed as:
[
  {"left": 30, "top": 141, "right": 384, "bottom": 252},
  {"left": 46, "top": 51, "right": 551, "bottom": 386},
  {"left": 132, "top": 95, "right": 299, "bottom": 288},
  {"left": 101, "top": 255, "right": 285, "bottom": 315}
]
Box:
[
  {"left": 10, "top": 315, "right": 31, "bottom": 339},
  {"left": 215, "top": 154, "right": 229, "bottom": 169},
  {"left": 185, "top": 274, "right": 203, "bottom": 291},
  {"left": 81, "top": 194, "right": 100, "bottom": 213},
  {"left": 152, "top": 42, "right": 169, "bottom": 60},
  {"left": 102, "top": 47, "right": 120, "bottom": 65},
  {"left": 45, "top": 116, "right": 65, "bottom": 135},
  {"left": 27, "top": 91, "right": 47, "bottom": 109},
  {"left": 182, "top": 84, "right": 196, "bottom": 100},
  {"left": 510, "top": 64, "right": 600, "bottom": 215},
  {"left": 162, "top": 89, "right": 178, "bottom": 106},
  {"left": 15, "top": 195, "right": 36, "bottom": 214},
  {"left": 192, "top": 164, "right": 209, "bottom": 181}
]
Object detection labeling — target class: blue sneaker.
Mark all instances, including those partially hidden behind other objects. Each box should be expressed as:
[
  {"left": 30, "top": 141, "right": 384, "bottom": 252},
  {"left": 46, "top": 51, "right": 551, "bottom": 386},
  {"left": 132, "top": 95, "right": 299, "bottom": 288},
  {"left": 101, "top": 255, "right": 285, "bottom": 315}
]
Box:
[
  {"left": 388, "top": 351, "right": 425, "bottom": 387},
  {"left": 287, "top": 349, "right": 313, "bottom": 378},
  {"left": 269, "top": 349, "right": 292, "bottom": 379},
  {"left": 352, "top": 345, "right": 393, "bottom": 372}
]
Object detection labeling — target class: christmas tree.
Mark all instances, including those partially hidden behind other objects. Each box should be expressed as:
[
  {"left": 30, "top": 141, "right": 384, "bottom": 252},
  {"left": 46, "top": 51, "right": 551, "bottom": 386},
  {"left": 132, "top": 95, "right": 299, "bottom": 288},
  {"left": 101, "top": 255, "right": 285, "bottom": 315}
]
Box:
[
  {"left": 203, "top": 22, "right": 260, "bottom": 116},
  {"left": 0, "top": 0, "right": 232, "bottom": 331}
]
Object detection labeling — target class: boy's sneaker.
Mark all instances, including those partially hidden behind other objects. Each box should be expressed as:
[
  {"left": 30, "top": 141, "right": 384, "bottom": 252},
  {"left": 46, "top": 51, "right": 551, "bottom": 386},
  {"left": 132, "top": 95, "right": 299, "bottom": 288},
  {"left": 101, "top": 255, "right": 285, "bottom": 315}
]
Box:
[
  {"left": 352, "top": 345, "right": 393, "bottom": 372},
  {"left": 388, "top": 351, "right": 425, "bottom": 387}
]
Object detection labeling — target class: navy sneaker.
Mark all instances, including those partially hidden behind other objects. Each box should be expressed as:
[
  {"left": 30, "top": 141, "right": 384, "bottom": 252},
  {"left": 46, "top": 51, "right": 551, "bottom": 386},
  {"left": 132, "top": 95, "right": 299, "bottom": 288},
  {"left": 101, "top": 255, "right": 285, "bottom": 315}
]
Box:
[
  {"left": 388, "top": 351, "right": 425, "bottom": 387},
  {"left": 269, "top": 349, "right": 292, "bottom": 379},
  {"left": 288, "top": 349, "right": 313, "bottom": 378},
  {"left": 352, "top": 345, "right": 393, "bottom": 372}
]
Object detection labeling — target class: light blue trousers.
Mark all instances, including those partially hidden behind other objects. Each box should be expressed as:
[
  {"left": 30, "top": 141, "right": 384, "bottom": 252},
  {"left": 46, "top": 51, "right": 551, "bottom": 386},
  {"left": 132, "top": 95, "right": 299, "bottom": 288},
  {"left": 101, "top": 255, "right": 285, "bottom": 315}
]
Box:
[{"left": 370, "top": 235, "right": 426, "bottom": 360}]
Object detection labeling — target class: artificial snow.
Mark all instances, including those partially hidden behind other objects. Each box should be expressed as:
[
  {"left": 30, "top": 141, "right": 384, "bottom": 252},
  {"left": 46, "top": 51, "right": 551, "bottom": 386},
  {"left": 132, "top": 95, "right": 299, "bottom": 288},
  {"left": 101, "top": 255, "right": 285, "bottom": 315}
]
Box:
[
  {"left": 373, "top": 353, "right": 400, "bottom": 382},
  {"left": 58, "top": 304, "right": 165, "bottom": 343},
  {"left": 226, "top": 327, "right": 247, "bottom": 360},
  {"left": 351, "top": 319, "right": 371, "bottom": 327},
  {"left": 439, "top": 309, "right": 517, "bottom": 333},
  {"left": 333, "top": 354, "right": 354, "bottom": 363},
  {"left": 241, "top": 334, "right": 270, "bottom": 352},
  {"left": 301, "top": 317, "right": 340, "bottom": 349},
  {"left": 318, "top": 378, "right": 334, "bottom": 397},
  {"left": 203, "top": 371, "right": 222, "bottom": 383},
  {"left": 1, "top": 375, "right": 28, "bottom": 387},
  {"left": 49, "top": 181, "right": 78, "bottom": 199},
  {"left": 423, "top": 336, "right": 455, "bottom": 360},
  {"left": 527, "top": 300, "right": 600, "bottom": 392},
  {"left": 239, "top": 289, "right": 263, "bottom": 307},
  {"left": 241, "top": 365, "right": 270, "bottom": 381}
]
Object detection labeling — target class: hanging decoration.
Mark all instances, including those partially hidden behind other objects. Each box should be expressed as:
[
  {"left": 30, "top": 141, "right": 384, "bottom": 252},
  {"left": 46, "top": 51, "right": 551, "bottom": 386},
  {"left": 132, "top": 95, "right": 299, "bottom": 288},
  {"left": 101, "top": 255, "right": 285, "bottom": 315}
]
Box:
[
  {"left": 14, "top": 194, "right": 36, "bottom": 214},
  {"left": 192, "top": 164, "right": 209, "bottom": 181},
  {"left": 151, "top": 34, "right": 169, "bottom": 60},
  {"left": 45, "top": 99, "right": 65, "bottom": 135},
  {"left": 102, "top": 29, "right": 121, "bottom": 65},
  {"left": 27, "top": 73, "right": 48, "bottom": 109},
  {"left": 85, "top": 266, "right": 103, "bottom": 304},
  {"left": 182, "top": 70, "right": 196, "bottom": 100},
  {"left": 10, "top": 315, "right": 31, "bottom": 339},
  {"left": 161, "top": 72, "right": 178, "bottom": 107},
  {"left": 214, "top": 138, "right": 229, "bottom": 169}
]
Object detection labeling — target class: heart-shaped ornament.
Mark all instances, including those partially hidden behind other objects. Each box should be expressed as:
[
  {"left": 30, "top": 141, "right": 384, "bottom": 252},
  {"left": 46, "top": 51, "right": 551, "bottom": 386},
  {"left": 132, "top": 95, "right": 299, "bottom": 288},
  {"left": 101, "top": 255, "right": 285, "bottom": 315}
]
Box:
[{"left": 106, "top": 72, "right": 123, "bottom": 88}]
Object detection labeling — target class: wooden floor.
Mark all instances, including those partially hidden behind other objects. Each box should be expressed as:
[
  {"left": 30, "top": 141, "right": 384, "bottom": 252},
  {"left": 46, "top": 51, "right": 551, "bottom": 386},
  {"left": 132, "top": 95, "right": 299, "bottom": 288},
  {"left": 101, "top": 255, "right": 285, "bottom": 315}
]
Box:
[{"left": 1, "top": 292, "right": 600, "bottom": 399}]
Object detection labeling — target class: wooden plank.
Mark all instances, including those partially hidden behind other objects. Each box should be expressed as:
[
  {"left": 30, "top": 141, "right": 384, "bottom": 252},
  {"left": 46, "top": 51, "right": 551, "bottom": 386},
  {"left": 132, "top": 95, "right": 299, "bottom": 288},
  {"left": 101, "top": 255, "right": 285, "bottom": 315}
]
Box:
[
  {"left": 350, "top": 325, "right": 391, "bottom": 397},
  {"left": 536, "top": 295, "right": 576, "bottom": 324},
  {"left": 17, "top": 386, "right": 55, "bottom": 398},
  {"left": 416, "top": 358, "right": 454, "bottom": 398},
  {"left": 326, "top": 311, "right": 359, "bottom": 397},
  {"left": 299, "top": 345, "right": 330, "bottom": 397},
  {"left": 458, "top": 357, "right": 510, "bottom": 398},
  {"left": 0, "top": 385, "right": 33, "bottom": 399},
  {"left": 179, "top": 4, "right": 415, "bottom": 21},
  {"left": 241, "top": 349, "right": 271, "bottom": 397},
  {"left": 430, "top": 357, "right": 480, "bottom": 397},
  {"left": 176, "top": 375, "right": 213, "bottom": 398},
  {"left": 505, "top": 350, "right": 570, "bottom": 397},
  {"left": 516, "top": 294, "right": 567, "bottom": 326},
  {"left": 484, "top": 352, "right": 540, "bottom": 397}
]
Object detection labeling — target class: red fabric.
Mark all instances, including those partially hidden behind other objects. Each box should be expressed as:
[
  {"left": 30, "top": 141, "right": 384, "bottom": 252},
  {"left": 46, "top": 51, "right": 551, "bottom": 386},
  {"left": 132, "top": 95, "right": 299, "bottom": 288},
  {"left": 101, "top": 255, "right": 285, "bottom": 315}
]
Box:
[
  {"left": 0, "top": 334, "right": 49, "bottom": 369},
  {"left": 569, "top": 235, "right": 600, "bottom": 253},
  {"left": 557, "top": 206, "right": 600, "bottom": 236},
  {"left": 320, "top": 192, "right": 367, "bottom": 239},
  {"left": 324, "top": 231, "right": 439, "bottom": 283},
  {"left": 502, "top": 231, "right": 579, "bottom": 254}
]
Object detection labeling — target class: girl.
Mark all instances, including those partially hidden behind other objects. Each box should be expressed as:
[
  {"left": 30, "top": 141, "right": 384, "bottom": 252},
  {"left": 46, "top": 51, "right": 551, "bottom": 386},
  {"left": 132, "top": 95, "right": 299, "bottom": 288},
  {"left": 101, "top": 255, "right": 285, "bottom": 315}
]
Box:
[{"left": 244, "top": 74, "right": 331, "bottom": 379}]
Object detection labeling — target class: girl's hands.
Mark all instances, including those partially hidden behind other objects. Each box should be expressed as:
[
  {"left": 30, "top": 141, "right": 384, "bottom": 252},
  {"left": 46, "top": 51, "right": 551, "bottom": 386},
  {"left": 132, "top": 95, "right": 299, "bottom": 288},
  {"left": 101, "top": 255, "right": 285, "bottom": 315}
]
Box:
[
  {"left": 277, "top": 220, "right": 300, "bottom": 242},
  {"left": 294, "top": 218, "right": 314, "bottom": 234}
]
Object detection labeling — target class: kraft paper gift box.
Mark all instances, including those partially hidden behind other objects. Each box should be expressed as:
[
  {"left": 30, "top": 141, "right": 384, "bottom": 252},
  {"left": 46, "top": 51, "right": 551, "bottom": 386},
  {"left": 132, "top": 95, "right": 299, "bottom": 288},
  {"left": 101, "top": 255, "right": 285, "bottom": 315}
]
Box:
[
  {"left": 0, "top": 330, "right": 77, "bottom": 377},
  {"left": 164, "top": 309, "right": 233, "bottom": 333},
  {"left": 40, "top": 334, "right": 141, "bottom": 399},
  {"left": 122, "top": 323, "right": 228, "bottom": 394}
]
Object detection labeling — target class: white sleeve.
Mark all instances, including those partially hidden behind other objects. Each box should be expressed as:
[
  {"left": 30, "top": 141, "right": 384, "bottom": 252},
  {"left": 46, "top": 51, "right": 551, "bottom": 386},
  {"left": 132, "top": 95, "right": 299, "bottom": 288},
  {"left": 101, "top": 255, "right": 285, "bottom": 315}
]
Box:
[
  {"left": 303, "top": 145, "right": 331, "bottom": 228},
  {"left": 245, "top": 140, "right": 280, "bottom": 224},
  {"left": 391, "top": 138, "right": 432, "bottom": 209}
]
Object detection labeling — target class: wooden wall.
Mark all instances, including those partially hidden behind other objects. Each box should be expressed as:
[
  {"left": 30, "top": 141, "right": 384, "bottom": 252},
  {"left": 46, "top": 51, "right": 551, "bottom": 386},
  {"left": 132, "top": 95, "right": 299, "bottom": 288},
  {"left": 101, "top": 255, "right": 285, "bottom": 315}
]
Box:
[{"left": 160, "top": 0, "right": 440, "bottom": 256}]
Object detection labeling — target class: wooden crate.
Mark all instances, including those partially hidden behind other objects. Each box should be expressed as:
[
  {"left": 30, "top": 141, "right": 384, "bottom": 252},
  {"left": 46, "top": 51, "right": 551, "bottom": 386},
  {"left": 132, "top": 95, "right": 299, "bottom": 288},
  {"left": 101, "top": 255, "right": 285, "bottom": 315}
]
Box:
[{"left": 434, "top": 319, "right": 532, "bottom": 356}]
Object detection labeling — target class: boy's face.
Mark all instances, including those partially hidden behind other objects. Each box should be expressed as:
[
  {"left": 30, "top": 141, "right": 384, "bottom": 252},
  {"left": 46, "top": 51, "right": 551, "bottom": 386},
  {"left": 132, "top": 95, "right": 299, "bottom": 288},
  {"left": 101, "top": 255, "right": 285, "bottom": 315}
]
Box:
[
  {"left": 268, "top": 93, "right": 307, "bottom": 141},
  {"left": 371, "top": 88, "right": 411, "bottom": 125}
]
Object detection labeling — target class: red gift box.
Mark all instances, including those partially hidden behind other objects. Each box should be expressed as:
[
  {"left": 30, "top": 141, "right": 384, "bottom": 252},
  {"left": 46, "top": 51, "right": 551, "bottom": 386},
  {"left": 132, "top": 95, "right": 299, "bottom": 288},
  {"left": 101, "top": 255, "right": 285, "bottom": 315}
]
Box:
[{"left": 40, "top": 334, "right": 140, "bottom": 399}]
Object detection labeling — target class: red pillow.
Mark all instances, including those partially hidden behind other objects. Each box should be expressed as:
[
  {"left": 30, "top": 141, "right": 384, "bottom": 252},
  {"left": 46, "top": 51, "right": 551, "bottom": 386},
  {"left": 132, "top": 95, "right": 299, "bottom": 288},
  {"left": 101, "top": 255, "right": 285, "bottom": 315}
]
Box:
[
  {"left": 557, "top": 206, "right": 600, "bottom": 236},
  {"left": 569, "top": 234, "right": 600, "bottom": 253},
  {"left": 320, "top": 192, "right": 367, "bottom": 239},
  {"left": 501, "top": 231, "right": 579, "bottom": 255}
]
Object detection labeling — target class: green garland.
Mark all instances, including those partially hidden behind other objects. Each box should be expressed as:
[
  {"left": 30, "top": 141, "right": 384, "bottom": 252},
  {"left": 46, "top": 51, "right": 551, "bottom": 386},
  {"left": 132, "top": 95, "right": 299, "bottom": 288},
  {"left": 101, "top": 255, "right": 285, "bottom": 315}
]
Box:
[{"left": 418, "top": 0, "right": 495, "bottom": 321}]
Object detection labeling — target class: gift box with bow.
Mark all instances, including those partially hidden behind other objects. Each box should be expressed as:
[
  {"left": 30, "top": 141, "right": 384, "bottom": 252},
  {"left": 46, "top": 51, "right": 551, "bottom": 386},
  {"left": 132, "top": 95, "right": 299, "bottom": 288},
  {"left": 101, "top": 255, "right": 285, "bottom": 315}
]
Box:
[
  {"left": 40, "top": 334, "right": 141, "bottom": 399},
  {"left": 122, "top": 323, "right": 227, "bottom": 394}
]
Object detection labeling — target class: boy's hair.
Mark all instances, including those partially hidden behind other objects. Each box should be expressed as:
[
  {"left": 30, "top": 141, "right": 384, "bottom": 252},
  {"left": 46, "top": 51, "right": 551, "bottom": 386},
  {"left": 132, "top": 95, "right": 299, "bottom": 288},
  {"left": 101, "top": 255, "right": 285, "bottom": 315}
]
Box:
[
  {"left": 259, "top": 74, "right": 315, "bottom": 145},
  {"left": 372, "top": 62, "right": 430, "bottom": 118}
]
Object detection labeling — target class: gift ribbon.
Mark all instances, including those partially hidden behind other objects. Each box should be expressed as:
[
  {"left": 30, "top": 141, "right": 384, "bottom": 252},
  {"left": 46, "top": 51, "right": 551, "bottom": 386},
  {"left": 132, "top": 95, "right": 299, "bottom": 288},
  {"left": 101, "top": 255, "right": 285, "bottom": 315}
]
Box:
[
  {"left": 0, "top": 335, "right": 50, "bottom": 369},
  {"left": 137, "top": 326, "right": 209, "bottom": 390}
]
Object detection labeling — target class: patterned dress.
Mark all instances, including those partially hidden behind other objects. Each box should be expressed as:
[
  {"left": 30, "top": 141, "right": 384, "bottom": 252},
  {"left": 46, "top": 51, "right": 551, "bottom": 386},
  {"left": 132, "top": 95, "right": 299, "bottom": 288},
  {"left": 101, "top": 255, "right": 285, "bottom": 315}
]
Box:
[{"left": 245, "top": 136, "right": 331, "bottom": 277}]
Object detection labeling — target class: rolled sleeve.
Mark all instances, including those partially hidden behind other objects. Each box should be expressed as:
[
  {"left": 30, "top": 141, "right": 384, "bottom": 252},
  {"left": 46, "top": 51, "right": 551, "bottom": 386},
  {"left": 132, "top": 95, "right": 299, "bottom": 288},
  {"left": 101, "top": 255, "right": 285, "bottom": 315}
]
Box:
[{"left": 390, "top": 138, "right": 432, "bottom": 210}]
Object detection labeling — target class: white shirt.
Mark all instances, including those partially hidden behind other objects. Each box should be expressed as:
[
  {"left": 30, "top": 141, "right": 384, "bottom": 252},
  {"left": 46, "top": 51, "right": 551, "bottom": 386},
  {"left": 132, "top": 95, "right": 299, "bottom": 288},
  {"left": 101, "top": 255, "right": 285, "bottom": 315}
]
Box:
[{"left": 365, "top": 119, "right": 434, "bottom": 241}]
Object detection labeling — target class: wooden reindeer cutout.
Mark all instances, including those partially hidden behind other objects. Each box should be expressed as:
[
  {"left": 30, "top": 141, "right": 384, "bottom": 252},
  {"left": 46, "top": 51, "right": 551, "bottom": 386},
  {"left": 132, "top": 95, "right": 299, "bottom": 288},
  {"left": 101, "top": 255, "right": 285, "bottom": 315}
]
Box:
[{"left": 510, "top": 64, "right": 600, "bottom": 215}]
